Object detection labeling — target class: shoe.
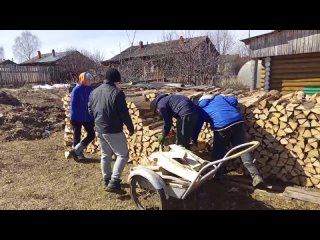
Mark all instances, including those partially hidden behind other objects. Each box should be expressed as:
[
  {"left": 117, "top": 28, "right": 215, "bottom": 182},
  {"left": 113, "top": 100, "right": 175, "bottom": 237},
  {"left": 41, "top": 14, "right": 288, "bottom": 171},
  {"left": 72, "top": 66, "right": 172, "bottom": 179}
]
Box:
[
  {"left": 103, "top": 178, "right": 111, "bottom": 188},
  {"left": 252, "top": 175, "right": 264, "bottom": 188},
  {"left": 66, "top": 149, "right": 79, "bottom": 162},
  {"left": 77, "top": 152, "right": 87, "bottom": 161},
  {"left": 105, "top": 179, "right": 126, "bottom": 194}
]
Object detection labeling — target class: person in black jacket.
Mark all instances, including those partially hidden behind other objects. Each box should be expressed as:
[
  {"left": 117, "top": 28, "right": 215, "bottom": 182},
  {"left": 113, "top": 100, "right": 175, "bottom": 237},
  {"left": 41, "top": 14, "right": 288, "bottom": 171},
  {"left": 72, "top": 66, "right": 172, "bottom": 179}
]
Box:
[
  {"left": 150, "top": 94, "right": 199, "bottom": 149},
  {"left": 88, "top": 68, "right": 134, "bottom": 193}
]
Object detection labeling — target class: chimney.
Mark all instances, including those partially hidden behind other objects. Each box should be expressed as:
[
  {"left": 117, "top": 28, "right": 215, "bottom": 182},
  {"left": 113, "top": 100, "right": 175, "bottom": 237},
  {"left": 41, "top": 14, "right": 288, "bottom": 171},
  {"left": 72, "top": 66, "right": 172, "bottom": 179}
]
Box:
[
  {"left": 139, "top": 41, "right": 144, "bottom": 48},
  {"left": 179, "top": 36, "right": 184, "bottom": 43},
  {"left": 52, "top": 49, "right": 56, "bottom": 57},
  {"left": 37, "top": 51, "right": 41, "bottom": 59}
]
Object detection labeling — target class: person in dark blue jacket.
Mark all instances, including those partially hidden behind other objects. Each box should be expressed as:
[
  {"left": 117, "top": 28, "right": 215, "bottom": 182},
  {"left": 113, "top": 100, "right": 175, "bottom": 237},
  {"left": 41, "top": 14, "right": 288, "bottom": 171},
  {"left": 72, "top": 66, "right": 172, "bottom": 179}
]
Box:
[
  {"left": 150, "top": 94, "right": 199, "bottom": 149},
  {"left": 192, "top": 94, "right": 264, "bottom": 187},
  {"left": 67, "top": 72, "right": 95, "bottom": 161}
]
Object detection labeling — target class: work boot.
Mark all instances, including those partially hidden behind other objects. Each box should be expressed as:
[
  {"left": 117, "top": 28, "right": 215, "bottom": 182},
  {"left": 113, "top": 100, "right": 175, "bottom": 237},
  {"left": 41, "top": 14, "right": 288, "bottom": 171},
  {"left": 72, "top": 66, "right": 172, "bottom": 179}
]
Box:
[
  {"left": 77, "top": 151, "right": 87, "bottom": 161},
  {"left": 103, "top": 178, "right": 111, "bottom": 188},
  {"left": 252, "top": 175, "right": 264, "bottom": 188},
  {"left": 105, "top": 179, "right": 126, "bottom": 194},
  {"left": 69, "top": 143, "right": 86, "bottom": 162},
  {"left": 66, "top": 149, "right": 79, "bottom": 162}
]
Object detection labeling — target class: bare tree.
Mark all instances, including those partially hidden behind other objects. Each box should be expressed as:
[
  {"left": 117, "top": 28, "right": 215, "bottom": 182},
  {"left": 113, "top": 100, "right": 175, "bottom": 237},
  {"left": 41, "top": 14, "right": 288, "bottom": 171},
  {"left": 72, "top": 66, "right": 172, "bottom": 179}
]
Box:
[
  {"left": 235, "top": 41, "right": 250, "bottom": 58},
  {"left": 114, "top": 30, "right": 219, "bottom": 85},
  {"left": 92, "top": 50, "right": 106, "bottom": 65},
  {"left": 161, "top": 31, "right": 179, "bottom": 41},
  {"left": 0, "top": 47, "right": 4, "bottom": 60},
  {"left": 125, "top": 30, "right": 137, "bottom": 61},
  {"left": 207, "top": 30, "right": 235, "bottom": 55},
  {"left": 12, "top": 31, "right": 41, "bottom": 63},
  {"left": 160, "top": 31, "right": 219, "bottom": 85},
  {"left": 58, "top": 47, "right": 98, "bottom": 83}
]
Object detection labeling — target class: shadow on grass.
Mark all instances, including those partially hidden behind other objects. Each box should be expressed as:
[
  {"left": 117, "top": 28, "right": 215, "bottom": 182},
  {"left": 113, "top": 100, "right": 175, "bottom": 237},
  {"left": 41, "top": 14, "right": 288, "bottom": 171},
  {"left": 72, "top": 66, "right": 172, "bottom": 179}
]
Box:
[
  {"left": 80, "top": 158, "right": 101, "bottom": 164},
  {"left": 161, "top": 180, "right": 274, "bottom": 210}
]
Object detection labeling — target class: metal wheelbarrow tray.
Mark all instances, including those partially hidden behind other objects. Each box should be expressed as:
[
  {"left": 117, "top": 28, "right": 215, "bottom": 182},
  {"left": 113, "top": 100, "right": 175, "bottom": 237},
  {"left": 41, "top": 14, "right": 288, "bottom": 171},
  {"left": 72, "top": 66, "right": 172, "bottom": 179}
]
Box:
[{"left": 128, "top": 141, "right": 260, "bottom": 210}]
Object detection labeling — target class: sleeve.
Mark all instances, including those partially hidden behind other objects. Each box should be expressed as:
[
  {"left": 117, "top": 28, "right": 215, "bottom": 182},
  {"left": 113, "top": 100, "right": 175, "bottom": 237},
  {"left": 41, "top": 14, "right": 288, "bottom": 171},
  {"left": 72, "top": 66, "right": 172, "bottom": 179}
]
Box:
[
  {"left": 115, "top": 91, "right": 134, "bottom": 133},
  {"left": 88, "top": 91, "right": 93, "bottom": 117},
  {"left": 224, "top": 96, "right": 238, "bottom": 107},
  {"left": 160, "top": 107, "right": 173, "bottom": 136},
  {"left": 70, "top": 88, "right": 79, "bottom": 121}
]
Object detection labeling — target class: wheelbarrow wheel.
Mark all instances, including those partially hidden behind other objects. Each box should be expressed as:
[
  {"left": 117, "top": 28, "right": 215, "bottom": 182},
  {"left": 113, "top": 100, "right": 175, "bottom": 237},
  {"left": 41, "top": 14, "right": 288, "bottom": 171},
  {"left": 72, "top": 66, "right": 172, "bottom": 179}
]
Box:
[{"left": 130, "top": 175, "right": 167, "bottom": 210}]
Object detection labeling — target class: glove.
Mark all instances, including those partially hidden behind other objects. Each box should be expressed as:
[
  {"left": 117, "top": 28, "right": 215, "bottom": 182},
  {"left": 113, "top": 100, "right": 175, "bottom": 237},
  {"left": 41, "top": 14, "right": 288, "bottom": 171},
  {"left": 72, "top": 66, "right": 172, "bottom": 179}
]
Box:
[{"left": 158, "top": 134, "right": 165, "bottom": 146}]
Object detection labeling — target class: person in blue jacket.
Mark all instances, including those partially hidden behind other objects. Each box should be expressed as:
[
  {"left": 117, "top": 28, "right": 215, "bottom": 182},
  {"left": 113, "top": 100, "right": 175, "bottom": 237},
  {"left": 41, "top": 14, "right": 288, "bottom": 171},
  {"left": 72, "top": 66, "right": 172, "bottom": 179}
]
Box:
[
  {"left": 150, "top": 94, "right": 199, "bottom": 149},
  {"left": 192, "top": 94, "right": 264, "bottom": 187},
  {"left": 67, "top": 72, "right": 95, "bottom": 161}
]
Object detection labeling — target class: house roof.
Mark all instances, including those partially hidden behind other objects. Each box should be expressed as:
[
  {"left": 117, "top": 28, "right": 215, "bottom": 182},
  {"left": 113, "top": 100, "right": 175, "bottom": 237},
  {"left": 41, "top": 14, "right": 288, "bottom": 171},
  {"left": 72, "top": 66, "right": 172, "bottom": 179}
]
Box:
[
  {"left": 21, "top": 51, "right": 75, "bottom": 64},
  {"left": 240, "top": 30, "right": 280, "bottom": 44},
  {"left": 106, "top": 36, "right": 214, "bottom": 62},
  {"left": 0, "top": 59, "right": 16, "bottom": 65}
]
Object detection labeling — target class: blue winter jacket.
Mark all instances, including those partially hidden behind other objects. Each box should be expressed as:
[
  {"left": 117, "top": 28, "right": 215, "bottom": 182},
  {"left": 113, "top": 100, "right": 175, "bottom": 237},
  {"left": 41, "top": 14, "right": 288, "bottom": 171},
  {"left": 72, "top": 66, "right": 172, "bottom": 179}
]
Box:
[
  {"left": 192, "top": 95, "right": 243, "bottom": 141},
  {"left": 155, "top": 94, "right": 198, "bottom": 136},
  {"left": 70, "top": 84, "right": 94, "bottom": 122}
]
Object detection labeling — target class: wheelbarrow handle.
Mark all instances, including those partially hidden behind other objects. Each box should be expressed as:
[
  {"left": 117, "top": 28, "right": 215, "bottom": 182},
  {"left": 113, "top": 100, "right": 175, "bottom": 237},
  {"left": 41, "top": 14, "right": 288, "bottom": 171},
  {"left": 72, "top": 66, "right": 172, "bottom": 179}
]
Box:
[{"left": 180, "top": 141, "right": 260, "bottom": 200}]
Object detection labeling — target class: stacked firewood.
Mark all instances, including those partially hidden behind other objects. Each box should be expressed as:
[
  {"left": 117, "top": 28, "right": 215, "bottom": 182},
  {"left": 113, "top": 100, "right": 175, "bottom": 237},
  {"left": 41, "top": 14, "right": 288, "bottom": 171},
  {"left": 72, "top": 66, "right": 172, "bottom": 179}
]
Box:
[
  {"left": 62, "top": 84, "right": 320, "bottom": 189},
  {"left": 227, "top": 90, "right": 320, "bottom": 189}
]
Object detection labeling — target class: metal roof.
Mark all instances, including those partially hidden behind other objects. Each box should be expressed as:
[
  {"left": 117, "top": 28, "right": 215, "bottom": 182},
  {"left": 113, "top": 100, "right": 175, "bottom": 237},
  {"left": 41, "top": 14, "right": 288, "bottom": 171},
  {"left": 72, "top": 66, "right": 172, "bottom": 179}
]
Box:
[{"left": 21, "top": 51, "right": 73, "bottom": 64}]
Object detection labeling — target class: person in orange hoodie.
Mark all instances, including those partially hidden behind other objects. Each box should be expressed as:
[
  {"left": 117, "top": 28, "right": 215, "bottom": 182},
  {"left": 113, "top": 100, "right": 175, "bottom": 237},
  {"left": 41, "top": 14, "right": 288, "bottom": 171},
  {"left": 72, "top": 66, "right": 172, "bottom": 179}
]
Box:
[{"left": 67, "top": 72, "right": 95, "bottom": 161}]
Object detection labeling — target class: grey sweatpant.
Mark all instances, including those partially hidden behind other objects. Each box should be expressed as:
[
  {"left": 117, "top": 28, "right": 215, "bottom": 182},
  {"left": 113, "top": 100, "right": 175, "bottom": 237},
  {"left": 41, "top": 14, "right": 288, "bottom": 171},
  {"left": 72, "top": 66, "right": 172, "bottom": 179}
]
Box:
[{"left": 97, "top": 132, "right": 129, "bottom": 182}]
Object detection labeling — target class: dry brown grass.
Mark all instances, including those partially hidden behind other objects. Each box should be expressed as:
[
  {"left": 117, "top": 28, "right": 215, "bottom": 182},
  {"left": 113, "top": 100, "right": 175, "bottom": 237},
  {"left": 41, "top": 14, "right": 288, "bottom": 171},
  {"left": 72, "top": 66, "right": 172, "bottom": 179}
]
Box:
[
  {"left": 214, "top": 77, "right": 249, "bottom": 91},
  {"left": 1, "top": 131, "right": 320, "bottom": 210}
]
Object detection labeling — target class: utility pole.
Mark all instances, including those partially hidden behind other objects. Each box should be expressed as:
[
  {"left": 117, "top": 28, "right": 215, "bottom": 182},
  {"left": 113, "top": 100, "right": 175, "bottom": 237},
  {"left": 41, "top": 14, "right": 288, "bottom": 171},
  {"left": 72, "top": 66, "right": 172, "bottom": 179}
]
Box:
[{"left": 249, "top": 30, "right": 250, "bottom": 38}]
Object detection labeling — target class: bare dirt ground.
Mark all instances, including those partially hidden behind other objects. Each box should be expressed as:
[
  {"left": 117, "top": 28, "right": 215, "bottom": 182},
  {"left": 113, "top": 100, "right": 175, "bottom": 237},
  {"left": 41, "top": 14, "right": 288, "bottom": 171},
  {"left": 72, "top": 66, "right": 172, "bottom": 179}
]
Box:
[
  {"left": 0, "top": 87, "right": 66, "bottom": 141},
  {"left": 1, "top": 87, "right": 320, "bottom": 210},
  {"left": 1, "top": 131, "right": 320, "bottom": 210}
]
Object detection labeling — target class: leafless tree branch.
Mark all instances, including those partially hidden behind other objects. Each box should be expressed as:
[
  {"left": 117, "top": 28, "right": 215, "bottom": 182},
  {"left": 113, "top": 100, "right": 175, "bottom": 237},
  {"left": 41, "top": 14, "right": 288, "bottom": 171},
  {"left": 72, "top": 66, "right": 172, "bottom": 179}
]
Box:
[
  {"left": 12, "top": 31, "right": 41, "bottom": 63},
  {"left": 0, "top": 47, "right": 4, "bottom": 60}
]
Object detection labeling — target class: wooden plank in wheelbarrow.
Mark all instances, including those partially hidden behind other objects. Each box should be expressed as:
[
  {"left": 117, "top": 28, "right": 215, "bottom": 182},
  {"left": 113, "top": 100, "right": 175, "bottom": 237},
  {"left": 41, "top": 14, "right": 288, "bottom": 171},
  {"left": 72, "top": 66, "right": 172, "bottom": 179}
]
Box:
[
  {"left": 151, "top": 152, "right": 198, "bottom": 182},
  {"left": 169, "top": 144, "right": 208, "bottom": 171}
]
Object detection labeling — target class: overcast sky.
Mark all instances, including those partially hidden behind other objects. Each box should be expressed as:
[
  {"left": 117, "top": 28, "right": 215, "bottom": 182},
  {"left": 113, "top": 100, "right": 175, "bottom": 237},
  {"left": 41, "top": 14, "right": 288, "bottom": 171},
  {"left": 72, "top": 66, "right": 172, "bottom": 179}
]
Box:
[{"left": 0, "top": 30, "right": 272, "bottom": 62}]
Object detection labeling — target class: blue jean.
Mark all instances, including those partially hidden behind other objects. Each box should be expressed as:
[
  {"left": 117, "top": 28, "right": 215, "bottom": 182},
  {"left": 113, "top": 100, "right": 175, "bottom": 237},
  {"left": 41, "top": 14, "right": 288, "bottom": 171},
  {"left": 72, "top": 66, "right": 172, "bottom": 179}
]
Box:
[{"left": 213, "top": 122, "right": 259, "bottom": 177}]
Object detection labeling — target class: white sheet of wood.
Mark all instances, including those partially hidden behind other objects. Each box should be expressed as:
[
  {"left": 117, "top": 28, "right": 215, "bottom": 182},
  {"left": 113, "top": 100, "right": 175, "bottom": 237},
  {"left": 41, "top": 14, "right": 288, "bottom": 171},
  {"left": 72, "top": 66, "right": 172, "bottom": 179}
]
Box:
[
  {"left": 152, "top": 152, "right": 198, "bottom": 182},
  {"left": 169, "top": 144, "right": 207, "bottom": 165}
]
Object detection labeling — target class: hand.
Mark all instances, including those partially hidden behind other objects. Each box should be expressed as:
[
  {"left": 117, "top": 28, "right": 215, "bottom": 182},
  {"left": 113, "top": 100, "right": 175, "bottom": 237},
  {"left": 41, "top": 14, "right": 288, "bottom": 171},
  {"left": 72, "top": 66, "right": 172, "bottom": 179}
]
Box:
[
  {"left": 158, "top": 134, "right": 165, "bottom": 146},
  {"left": 129, "top": 131, "right": 135, "bottom": 136}
]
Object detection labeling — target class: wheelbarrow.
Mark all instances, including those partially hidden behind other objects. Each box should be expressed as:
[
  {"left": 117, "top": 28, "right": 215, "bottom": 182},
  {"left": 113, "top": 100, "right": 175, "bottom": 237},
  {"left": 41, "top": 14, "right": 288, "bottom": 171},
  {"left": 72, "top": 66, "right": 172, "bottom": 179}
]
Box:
[{"left": 128, "top": 141, "right": 260, "bottom": 210}]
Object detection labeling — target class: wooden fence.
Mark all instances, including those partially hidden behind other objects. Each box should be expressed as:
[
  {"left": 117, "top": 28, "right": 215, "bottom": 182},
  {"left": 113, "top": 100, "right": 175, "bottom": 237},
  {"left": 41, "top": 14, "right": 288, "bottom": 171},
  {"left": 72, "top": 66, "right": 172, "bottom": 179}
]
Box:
[{"left": 0, "top": 65, "right": 67, "bottom": 88}]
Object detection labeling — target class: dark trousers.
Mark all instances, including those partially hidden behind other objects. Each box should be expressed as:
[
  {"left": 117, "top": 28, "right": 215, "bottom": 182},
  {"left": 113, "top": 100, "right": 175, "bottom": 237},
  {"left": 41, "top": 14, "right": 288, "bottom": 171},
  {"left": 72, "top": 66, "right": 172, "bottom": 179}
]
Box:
[
  {"left": 72, "top": 121, "right": 95, "bottom": 148},
  {"left": 176, "top": 112, "right": 198, "bottom": 149},
  {"left": 213, "top": 122, "right": 259, "bottom": 177}
]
